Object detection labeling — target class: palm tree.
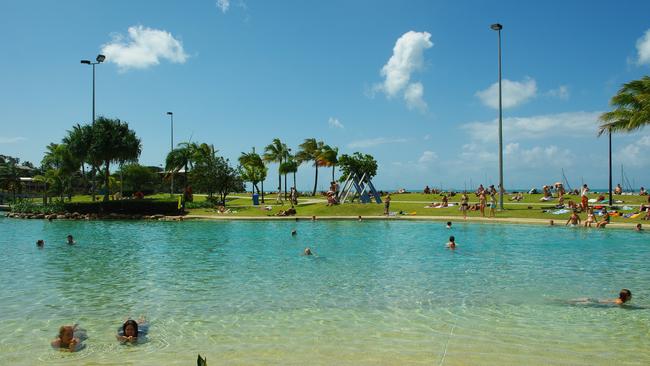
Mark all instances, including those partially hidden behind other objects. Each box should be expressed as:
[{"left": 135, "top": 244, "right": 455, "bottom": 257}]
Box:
[
  {"left": 41, "top": 143, "right": 80, "bottom": 201},
  {"left": 321, "top": 145, "right": 339, "bottom": 182},
  {"left": 263, "top": 138, "right": 289, "bottom": 198},
  {"left": 239, "top": 149, "right": 267, "bottom": 196},
  {"left": 0, "top": 156, "right": 22, "bottom": 202},
  {"left": 296, "top": 138, "right": 326, "bottom": 196},
  {"left": 166, "top": 142, "right": 200, "bottom": 194},
  {"left": 88, "top": 117, "right": 142, "bottom": 201},
  {"left": 599, "top": 76, "right": 650, "bottom": 135}
]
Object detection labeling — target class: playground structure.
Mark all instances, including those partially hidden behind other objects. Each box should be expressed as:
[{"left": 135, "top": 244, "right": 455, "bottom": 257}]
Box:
[{"left": 337, "top": 173, "right": 382, "bottom": 204}]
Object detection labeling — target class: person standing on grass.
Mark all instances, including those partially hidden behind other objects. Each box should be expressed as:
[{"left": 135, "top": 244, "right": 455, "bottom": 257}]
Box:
[
  {"left": 479, "top": 193, "right": 487, "bottom": 217},
  {"left": 460, "top": 193, "right": 469, "bottom": 219},
  {"left": 580, "top": 184, "right": 590, "bottom": 211},
  {"left": 384, "top": 194, "right": 391, "bottom": 216},
  {"left": 488, "top": 193, "right": 496, "bottom": 218}
]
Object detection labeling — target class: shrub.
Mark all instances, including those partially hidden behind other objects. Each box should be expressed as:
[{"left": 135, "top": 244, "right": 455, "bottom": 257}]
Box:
[{"left": 63, "top": 199, "right": 182, "bottom": 215}]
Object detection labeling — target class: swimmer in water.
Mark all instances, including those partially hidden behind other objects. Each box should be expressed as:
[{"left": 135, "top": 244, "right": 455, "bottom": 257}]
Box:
[
  {"left": 549, "top": 220, "right": 555, "bottom": 226},
  {"left": 36, "top": 239, "right": 44, "bottom": 248},
  {"left": 446, "top": 221, "right": 452, "bottom": 229},
  {"left": 117, "top": 317, "right": 148, "bottom": 343},
  {"left": 304, "top": 247, "right": 313, "bottom": 256},
  {"left": 635, "top": 223, "right": 643, "bottom": 231},
  {"left": 51, "top": 325, "right": 81, "bottom": 352},
  {"left": 446, "top": 236, "right": 456, "bottom": 249},
  {"left": 66, "top": 235, "right": 75, "bottom": 245},
  {"left": 291, "top": 229, "right": 297, "bottom": 236},
  {"left": 570, "top": 289, "right": 633, "bottom": 306}
]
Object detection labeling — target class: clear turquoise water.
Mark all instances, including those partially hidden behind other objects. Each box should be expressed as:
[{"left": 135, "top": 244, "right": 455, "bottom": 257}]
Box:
[{"left": 0, "top": 217, "right": 648, "bottom": 365}]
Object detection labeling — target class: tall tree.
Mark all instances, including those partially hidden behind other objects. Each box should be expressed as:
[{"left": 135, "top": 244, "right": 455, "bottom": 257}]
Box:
[
  {"left": 599, "top": 76, "right": 650, "bottom": 135},
  {"left": 239, "top": 150, "right": 267, "bottom": 196},
  {"left": 88, "top": 117, "right": 142, "bottom": 201},
  {"left": 63, "top": 123, "right": 94, "bottom": 196},
  {"left": 321, "top": 145, "right": 339, "bottom": 182},
  {"left": 338, "top": 152, "right": 378, "bottom": 181},
  {"left": 263, "top": 138, "right": 289, "bottom": 196},
  {"left": 0, "top": 155, "right": 22, "bottom": 202},
  {"left": 296, "top": 138, "right": 326, "bottom": 196},
  {"left": 165, "top": 142, "right": 198, "bottom": 194},
  {"left": 41, "top": 143, "right": 80, "bottom": 201}
]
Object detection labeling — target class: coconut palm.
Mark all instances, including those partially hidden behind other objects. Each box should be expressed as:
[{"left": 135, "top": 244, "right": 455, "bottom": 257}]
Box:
[
  {"left": 321, "top": 145, "right": 339, "bottom": 182},
  {"left": 0, "top": 156, "right": 22, "bottom": 202},
  {"left": 166, "top": 142, "right": 200, "bottom": 194},
  {"left": 88, "top": 117, "right": 142, "bottom": 201},
  {"left": 41, "top": 143, "right": 80, "bottom": 201},
  {"left": 263, "top": 138, "right": 289, "bottom": 197},
  {"left": 599, "top": 76, "right": 650, "bottom": 135},
  {"left": 239, "top": 149, "right": 267, "bottom": 197},
  {"left": 296, "top": 138, "right": 326, "bottom": 196}
]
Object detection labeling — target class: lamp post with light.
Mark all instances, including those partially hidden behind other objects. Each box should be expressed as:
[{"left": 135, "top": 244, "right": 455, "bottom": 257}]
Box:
[{"left": 80, "top": 54, "right": 106, "bottom": 124}]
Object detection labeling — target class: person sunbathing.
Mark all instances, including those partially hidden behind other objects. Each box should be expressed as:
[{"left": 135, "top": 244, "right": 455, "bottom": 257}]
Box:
[
  {"left": 596, "top": 208, "right": 610, "bottom": 228},
  {"left": 584, "top": 208, "right": 596, "bottom": 227}
]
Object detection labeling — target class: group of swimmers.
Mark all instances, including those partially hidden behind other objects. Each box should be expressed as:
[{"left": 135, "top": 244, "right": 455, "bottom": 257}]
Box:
[
  {"left": 51, "top": 318, "right": 148, "bottom": 352},
  {"left": 36, "top": 235, "right": 75, "bottom": 247}
]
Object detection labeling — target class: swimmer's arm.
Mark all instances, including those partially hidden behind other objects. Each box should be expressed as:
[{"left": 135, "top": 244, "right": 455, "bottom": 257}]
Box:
[{"left": 50, "top": 338, "right": 61, "bottom": 348}]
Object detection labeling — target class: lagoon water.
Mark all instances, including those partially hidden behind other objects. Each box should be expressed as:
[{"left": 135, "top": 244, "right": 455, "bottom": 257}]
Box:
[{"left": 0, "top": 217, "right": 648, "bottom": 365}]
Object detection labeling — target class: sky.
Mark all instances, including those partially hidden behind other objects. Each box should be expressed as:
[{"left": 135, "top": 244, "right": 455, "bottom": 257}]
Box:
[{"left": 1, "top": 0, "right": 650, "bottom": 192}]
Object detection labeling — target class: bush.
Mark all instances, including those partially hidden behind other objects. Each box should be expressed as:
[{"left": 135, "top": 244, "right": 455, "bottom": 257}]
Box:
[
  {"left": 11, "top": 200, "right": 65, "bottom": 214},
  {"left": 185, "top": 200, "right": 215, "bottom": 209},
  {"left": 63, "top": 199, "right": 182, "bottom": 215}
]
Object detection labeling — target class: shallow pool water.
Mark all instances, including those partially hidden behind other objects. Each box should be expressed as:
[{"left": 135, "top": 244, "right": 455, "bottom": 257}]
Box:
[{"left": 0, "top": 217, "right": 648, "bottom": 365}]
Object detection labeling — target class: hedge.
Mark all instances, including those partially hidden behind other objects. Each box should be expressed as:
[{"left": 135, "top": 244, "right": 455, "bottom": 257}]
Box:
[{"left": 64, "top": 199, "right": 182, "bottom": 215}]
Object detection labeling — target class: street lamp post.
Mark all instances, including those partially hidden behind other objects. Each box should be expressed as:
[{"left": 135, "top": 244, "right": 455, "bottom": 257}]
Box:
[
  {"left": 80, "top": 54, "right": 106, "bottom": 124},
  {"left": 167, "top": 112, "right": 174, "bottom": 196},
  {"left": 491, "top": 23, "right": 504, "bottom": 210},
  {"left": 608, "top": 128, "right": 613, "bottom": 206}
]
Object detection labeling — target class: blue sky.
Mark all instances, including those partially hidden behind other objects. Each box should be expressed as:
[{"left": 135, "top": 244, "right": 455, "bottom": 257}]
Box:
[{"left": 2, "top": 0, "right": 650, "bottom": 191}]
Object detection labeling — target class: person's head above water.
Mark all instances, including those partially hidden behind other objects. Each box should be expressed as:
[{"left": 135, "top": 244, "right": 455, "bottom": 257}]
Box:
[
  {"left": 58, "top": 326, "right": 74, "bottom": 345},
  {"left": 446, "top": 221, "right": 452, "bottom": 228},
  {"left": 36, "top": 239, "right": 44, "bottom": 247},
  {"left": 618, "top": 289, "right": 632, "bottom": 304},
  {"left": 291, "top": 229, "right": 297, "bottom": 236},
  {"left": 66, "top": 235, "right": 74, "bottom": 244},
  {"left": 304, "top": 247, "right": 312, "bottom": 256},
  {"left": 449, "top": 236, "right": 455, "bottom": 242},
  {"left": 122, "top": 319, "right": 139, "bottom": 338}
]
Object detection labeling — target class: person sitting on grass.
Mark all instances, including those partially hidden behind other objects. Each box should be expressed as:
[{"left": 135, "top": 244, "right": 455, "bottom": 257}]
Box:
[
  {"left": 596, "top": 208, "right": 610, "bottom": 228},
  {"left": 51, "top": 324, "right": 83, "bottom": 352},
  {"left": 509, "top": 192, "right": 523, "bottom": 201}
]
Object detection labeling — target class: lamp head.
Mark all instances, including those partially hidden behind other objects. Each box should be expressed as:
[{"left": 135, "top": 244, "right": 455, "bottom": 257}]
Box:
[
  {"left": 96, "top": 54, "right": 106, "bottom": 63},
  {"left": 491, "top": 23, "right": 503, "bottom": 31},
  {"left": 166, "top": 112, "right": 173, "bottom": 115},
  {"left": 80, "top": 60, "right": 91, "bottom": 64}
]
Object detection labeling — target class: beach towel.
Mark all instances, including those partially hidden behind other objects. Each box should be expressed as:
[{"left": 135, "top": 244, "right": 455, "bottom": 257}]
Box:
[{"left": 551, "top": 209, "right": 570, "bottom": 215}]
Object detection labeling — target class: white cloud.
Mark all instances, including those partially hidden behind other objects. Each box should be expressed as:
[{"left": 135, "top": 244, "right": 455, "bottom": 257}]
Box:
[
  {"left": 423, "top": 134, "right": 431, "bottom": 140},
  {"left": 404, "top": 82, "right": 427, "bottom": 112},
  {"left": 636, "top": 29, "right": 650, "bottom": 65},
  {"left": 418, "top": 150, "right": 438, "bottom": 163},
  {"left": 504, "top": 143, "right": 575, "bottom": 168},
  {"left": 328, "top": 117, "right": 344, "bottom": 129},
  {"left": 217, "top": 0, "right": 230, "bottom": 13},
  {"left": 347, "top": 137, "right": 408, "bottom": 149},
  {"left": 546, "top": 85, "right": 570, "bottom": 100},
  {"left": 374, "top": 31, "right": 433, "bottom": 111},
  {"left": 101, "top": 25, "right": 188, "bottom": 70},
  {"left": 618, "top": 135, "right": 650, "bottom": 167},
  {"left": 475, "top": 77, "right": 537, "bottom": 109},
  {"left": 459, "top": 142, "right": 497, "bottom": 164},
  {"left": 461, "top": 111, "right": 602, "bottom": 142},
  {"left": 0, "top": 137, "right": 26, "bottom": 144}
]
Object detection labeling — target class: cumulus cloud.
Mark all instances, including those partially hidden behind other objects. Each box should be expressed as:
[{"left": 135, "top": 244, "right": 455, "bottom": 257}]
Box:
[
  {"left": 461, "top": 111, "right": 602, "bottom": 142},
  {"left": 418, "top": 150, "right": 438, "bottom": 163},
  {"left": 404, "top": 82, "right": 427, "bottom": 112},
  {"left": 475, "top": 77, "right": 537, "bottom": 109},
  {"left": 101, "top": 25, "right": 188, "bottom": 70},
  {"left": 347, "top": 137, "right": 408, "bottom": 149},
  {"left": 374, "top": 31, "right": 433, "bottom": 111},
  {"left": 217, "top": 0, "right": 230, "bottom": 13},
  {"left": 504, "top": 143, "right": 575, "bottom": 168},
  {"left": 0, "top": 137, "right": 26, "bottom": 144},
  {"left": 636, "top": 29, "right": 650, "bottom": 65},
  {"left": 328, "top": 117, "right": 344, "bottom": 129},
  {"left": 546, "top": 85, "right": 570, "bottom": 100},
  {"left": 618, "top": 135, "right": 650, "bottom": 166}
]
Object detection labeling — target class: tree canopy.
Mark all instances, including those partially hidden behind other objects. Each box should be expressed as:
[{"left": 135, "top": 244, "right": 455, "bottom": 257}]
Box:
[
  {"left": 337, "top": 152, "right": 378, "bottom": 181},
  {"left": 599, "top": 75, "right": 650, "bottom": 135}
]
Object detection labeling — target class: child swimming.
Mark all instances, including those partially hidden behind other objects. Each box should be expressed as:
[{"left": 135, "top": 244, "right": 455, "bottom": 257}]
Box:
[
  {"left": 116, "top": 318, "right": 148, "bottom": 343},
  {"left": 51, "top": 324, "right": 83, "bottom": 352},
  {"left": 446, "top": 236, "right": 457, "bottom": 249}
]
